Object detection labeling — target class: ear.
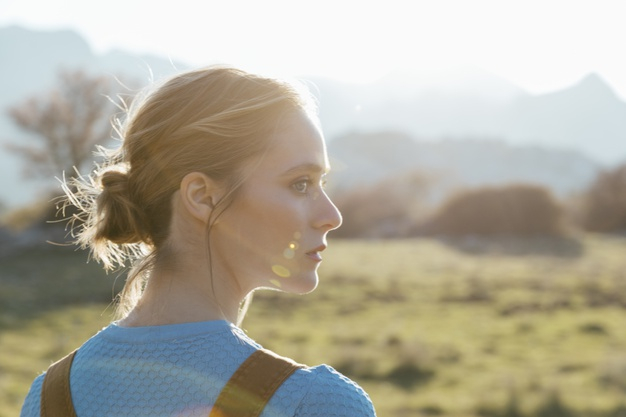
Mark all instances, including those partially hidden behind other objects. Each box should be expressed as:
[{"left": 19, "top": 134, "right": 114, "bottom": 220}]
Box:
[{"left": 179, "top": 172, "right": 222, "bottom": 224}]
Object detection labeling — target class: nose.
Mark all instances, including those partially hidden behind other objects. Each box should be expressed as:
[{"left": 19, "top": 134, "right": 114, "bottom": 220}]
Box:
[{"left": 313, "top": 190, "right": 342, "bottom": 231}]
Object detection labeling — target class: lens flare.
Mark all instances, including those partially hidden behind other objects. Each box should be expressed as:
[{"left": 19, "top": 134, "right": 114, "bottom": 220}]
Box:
[
  {"left": 282, "top": 241, "right": 300, "bottom": 260},
  {"left": 272, "top": 264, "right": 291, "bottom": 278}
]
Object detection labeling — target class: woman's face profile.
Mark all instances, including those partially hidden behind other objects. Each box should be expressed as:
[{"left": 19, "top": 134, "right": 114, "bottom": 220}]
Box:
[{"left": 211, "top": 110, "right": 342, "bottom": 295}]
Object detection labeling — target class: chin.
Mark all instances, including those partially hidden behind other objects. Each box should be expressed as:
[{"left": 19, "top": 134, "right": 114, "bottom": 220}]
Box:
[
  {"left": 294, "top": 275, "right": 319, "bottom": 294},
  {"left": 277, "top": 273, "right": 319, "bottom": 295}
]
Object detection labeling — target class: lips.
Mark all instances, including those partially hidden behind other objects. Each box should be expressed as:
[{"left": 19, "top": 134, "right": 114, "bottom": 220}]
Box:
[{"left": 305, "top": 245, "right": 326, "bottom": 262}]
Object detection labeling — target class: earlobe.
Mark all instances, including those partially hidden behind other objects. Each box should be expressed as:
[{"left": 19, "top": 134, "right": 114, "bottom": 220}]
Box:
[{"left": 179, "top": 172, "right": 221, "bottom": 223}]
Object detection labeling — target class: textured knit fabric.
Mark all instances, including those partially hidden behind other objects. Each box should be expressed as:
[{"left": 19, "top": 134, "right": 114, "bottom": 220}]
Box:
[{"left": 20, "top": 320, "right": 376, "bottom": 417}]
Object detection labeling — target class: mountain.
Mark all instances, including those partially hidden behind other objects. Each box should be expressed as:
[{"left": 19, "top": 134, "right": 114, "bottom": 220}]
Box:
[
  {"left": 308, "top": 69, "right": 523, "bottom": 143},
  {"left": 1, "top": 25, "right": 624, "bottom": 210},
  {"left": 311, "top": 72, "right": 626, "bottom": 166},
  {"left": 500, "top": 73, "right": 626, "bottom": 162},
  {"left": 327, "top": 132, "right": 599, "bottom": 202}
]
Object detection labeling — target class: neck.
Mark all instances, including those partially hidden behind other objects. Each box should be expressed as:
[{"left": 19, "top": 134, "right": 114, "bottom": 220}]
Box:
[
  {"left": 118, "top": 264, "right": 243, "bottom": 327},
  {"left": 119, "top": 203, "right": 250, "bottom": 328}
]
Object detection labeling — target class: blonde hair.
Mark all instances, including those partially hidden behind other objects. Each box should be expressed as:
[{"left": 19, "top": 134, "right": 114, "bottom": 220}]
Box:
[{"left": 63, "top": 66, "right": 317, "bottom": 318}]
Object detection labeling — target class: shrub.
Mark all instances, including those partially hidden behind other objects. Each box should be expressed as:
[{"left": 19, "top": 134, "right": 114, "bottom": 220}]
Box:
[
  {"left": 0, "top": 200, "right": 50, "bottom": 231},
  {"left": 0, "top": 191, "right": 72, "bottom": 233},
  {"left": 331, "top": 171, "right": 431, "bottom": 238},
  {"left": 428, "top": 184, "right": 564, "bottom": 236},
  {"left": 580, "top": 163, "right": 626, "bottom": 233}
]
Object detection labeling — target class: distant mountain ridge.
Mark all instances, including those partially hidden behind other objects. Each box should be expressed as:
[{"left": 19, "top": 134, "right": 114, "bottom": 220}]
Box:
[
  {"left": 0, "top": 25, "right": 623, "bottom": 209},
  {"left": 327, "top": 132, "right": 599, "bottom": 202},
  {"left": 310, "top": 72, "right": 626, "bottom": 165}
]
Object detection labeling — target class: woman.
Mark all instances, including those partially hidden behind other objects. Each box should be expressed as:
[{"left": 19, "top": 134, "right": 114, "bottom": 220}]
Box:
[{"left": 21, "top": 67, "right": 376, "bottom": 416}]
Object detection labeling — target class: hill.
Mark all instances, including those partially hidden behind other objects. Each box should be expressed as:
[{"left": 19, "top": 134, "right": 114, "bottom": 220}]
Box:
[
  {"left": 1, "top": 25, "right": 625, "bottom": 210},
  {"left": 312, "top": 72, "right": 626, "bottom": 165},
  {"left": 327, "top": 132, "right": 599, "bottom": 201}
]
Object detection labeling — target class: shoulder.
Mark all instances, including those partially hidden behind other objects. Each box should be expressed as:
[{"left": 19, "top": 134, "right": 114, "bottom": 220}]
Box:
[
  {"left": 20, "top": 373, "right": 44, "bottom": 417},
  {"left": 289, "top": 364, "right": 376, "bottom": 417}
]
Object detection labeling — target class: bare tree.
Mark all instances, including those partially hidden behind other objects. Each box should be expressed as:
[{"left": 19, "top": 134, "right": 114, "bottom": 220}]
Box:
[{"left": 7, "top": 69, "right": 118, "bottom": 180}]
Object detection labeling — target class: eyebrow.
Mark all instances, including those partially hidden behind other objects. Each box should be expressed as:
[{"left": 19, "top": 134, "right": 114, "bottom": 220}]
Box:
[{"left": 282, "top": 163, "right": 330, "bottom": 176}]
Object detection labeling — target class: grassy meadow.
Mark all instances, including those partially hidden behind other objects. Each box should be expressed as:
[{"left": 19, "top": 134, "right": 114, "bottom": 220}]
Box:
[{"left": 1, "top": 234, "right": 626, "bottom": 417}]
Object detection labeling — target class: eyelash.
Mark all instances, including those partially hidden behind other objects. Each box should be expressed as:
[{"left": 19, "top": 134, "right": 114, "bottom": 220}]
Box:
[{"left": 292, "top": 177, "right": 327, "bottom": 194}]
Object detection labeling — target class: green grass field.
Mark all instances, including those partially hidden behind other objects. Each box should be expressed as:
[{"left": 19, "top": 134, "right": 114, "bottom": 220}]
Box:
[{"left": 1, "top": 234, "right": 626, "bottom": 417}]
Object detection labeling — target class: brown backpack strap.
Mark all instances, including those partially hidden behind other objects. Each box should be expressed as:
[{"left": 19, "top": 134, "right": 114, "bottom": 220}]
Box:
[
  {"left": 40, "top": 350, "right": 78, "bottom": 417},
  {"left": 38, "top": 348, "right": 299, "bottom": 417},
  {"left": 209, "top": 349, "right": 303, "bottom": 417}
]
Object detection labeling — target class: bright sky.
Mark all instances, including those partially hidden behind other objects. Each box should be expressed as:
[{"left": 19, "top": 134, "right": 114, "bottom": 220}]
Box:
[{"left": 2, "top": 0, "right": 626, "bottom": 98}]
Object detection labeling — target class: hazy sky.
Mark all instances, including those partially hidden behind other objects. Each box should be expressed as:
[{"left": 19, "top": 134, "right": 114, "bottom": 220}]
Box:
[{"left": 2, "top": 0, "right": 626, "bottom": 98}]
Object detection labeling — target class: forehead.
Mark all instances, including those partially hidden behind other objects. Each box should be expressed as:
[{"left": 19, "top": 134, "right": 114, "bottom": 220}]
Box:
[{"left": 256, "top": 111, "right": 328, "bottom": 174}]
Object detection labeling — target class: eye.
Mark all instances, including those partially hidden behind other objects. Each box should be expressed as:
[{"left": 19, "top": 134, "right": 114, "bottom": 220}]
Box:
[{"left": 292, "top": 179, "right": 311, "bottom": 194}]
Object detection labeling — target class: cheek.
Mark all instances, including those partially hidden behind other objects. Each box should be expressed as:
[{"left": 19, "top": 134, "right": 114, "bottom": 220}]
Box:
[
  {"left": 223, "top": 187, "right": 308, "bottom": 259},
  {"left": 257, "top": 206, "right": 302, "bottom": 252},
  {"left": 249, "top": 197, "right": 306, "bottom": 258},
  {"left": 249, "top": 189, "right": 303, "bottom": 228},
  {"left": 232, "top": 193, "right": 295, "bottom": 250}
]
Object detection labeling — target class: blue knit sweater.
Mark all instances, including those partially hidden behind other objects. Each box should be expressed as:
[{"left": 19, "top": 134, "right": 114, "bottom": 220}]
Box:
[{"left": 21, "top": 320, "right": 376, "bottom": 417}]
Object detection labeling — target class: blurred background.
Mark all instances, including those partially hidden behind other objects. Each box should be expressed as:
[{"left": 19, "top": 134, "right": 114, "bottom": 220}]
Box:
[{"left": 1, "top": 1, "right": 626, "bottom": 416}]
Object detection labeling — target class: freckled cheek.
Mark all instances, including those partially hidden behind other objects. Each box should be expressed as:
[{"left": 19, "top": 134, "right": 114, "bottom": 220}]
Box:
[
  {"left": 260, "top": 208, "right": 306, "bottom": 260},
  {"left": 241, "top": 190, "right": 307, "bottom": 251}
]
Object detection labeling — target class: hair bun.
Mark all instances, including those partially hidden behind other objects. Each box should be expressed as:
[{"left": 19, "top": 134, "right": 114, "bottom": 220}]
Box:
[
  {"left": 100, "top": 170, "right": 130, "bottom": 194},
  {"left": 96, "top": 169, "right": 146, "bottom": 245}
]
